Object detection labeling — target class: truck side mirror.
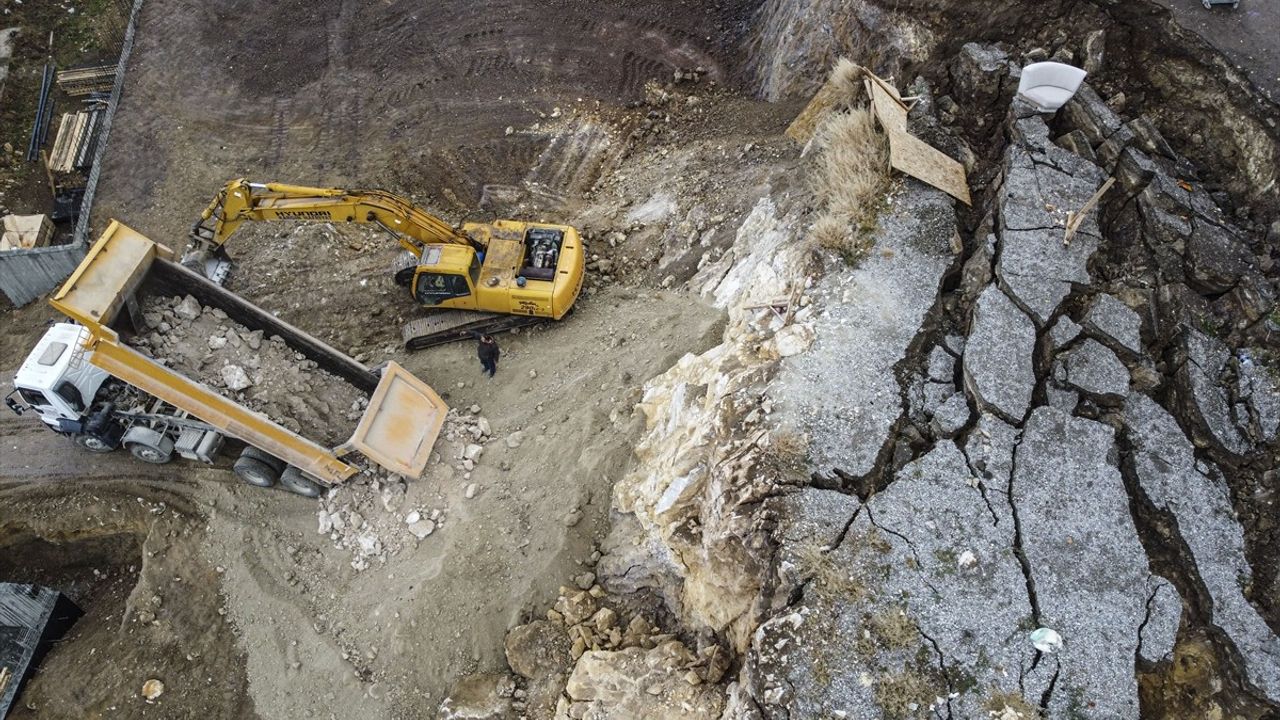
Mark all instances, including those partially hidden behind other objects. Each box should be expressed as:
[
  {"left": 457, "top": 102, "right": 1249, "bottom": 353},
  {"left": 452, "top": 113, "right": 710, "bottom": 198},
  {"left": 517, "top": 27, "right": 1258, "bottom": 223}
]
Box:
[{"left": 5, "top": 396, "right": 25, "bottom": 416}]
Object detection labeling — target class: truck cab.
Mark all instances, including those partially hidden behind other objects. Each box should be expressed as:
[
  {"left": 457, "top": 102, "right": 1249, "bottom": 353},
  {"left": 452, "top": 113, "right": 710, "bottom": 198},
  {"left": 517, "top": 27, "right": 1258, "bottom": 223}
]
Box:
[{"left": 8, "top": 323, "right": 110, "bottom": 433}]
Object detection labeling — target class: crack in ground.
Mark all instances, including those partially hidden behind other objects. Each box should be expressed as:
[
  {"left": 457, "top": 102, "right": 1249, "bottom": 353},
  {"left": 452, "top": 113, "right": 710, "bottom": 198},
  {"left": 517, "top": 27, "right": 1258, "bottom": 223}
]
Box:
[{"left": 916, "top": 624, "right": 956, "bottom": 720}]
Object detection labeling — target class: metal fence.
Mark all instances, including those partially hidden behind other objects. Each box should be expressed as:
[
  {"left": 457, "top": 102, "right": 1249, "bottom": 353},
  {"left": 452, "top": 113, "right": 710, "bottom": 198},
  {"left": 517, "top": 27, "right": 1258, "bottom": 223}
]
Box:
[
  {"left": 0, "top": 0, "right": 145, "bottom": 307},
  {"left": 0, "top": 243, "right": 88, "bottom": 305},
  {"left": 73, "top": 0, "right": 146, "bottom": 246}
]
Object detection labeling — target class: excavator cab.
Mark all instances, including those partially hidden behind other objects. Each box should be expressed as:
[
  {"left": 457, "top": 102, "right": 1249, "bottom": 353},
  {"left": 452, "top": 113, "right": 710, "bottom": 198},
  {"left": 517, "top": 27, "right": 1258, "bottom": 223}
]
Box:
[{"left": 411, "top": 245, "right": 481, "bottom": 309}]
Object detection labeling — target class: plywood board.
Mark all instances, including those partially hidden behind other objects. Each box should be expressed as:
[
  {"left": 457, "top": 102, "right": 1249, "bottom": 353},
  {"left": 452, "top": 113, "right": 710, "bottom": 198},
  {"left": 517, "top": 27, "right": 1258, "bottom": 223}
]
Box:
[{"left": 868, "top": 79, "right": 971, "bottom": 206}]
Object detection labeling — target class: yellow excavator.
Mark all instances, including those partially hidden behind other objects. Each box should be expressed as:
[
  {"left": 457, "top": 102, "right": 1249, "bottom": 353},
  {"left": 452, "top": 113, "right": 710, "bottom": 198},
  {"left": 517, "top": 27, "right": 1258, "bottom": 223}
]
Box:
[{"left": 183, "top": 179, "right": 584, "bottom": 349}]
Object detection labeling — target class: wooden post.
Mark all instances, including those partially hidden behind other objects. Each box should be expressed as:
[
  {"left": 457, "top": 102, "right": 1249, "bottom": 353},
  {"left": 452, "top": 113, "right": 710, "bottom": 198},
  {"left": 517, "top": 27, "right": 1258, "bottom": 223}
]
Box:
[{"left": 1064, "top": 177, "right": 1115, "bottom": 246}]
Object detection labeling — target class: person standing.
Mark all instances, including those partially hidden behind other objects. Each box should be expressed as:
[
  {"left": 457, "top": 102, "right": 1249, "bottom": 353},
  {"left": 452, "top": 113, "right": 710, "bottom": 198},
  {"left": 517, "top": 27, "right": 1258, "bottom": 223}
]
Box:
[{"left": 477, "top": 334, "right": 500, "bottom": 377}]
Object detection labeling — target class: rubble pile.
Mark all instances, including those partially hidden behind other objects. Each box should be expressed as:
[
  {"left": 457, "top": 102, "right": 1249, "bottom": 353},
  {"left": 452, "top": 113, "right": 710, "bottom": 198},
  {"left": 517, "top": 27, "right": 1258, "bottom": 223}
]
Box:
[
  {"left": 134, "top": 294, "right": 365, "bottom": 446},
  {"left": 441, "top": 583, "right": 730, "bottom": 720},
  {"left": 314, "top": 409, "right": 501, "bottom": 570}
]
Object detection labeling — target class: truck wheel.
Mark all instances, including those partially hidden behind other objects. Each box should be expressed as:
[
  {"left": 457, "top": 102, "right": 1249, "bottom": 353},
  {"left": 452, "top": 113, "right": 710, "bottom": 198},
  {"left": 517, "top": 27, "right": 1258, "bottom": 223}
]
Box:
[
  {"left": 279, "top": 467, "right": 324, "bottom": 498},
  {"left": 123, "top": 427, "right": 175, "bottom": 464},
  {"left": 234, "top": 457, "right": 278, "bottom": 487},
  {"left": 238, "top": 446, "right": 286, "bottom": 474},
  {"left": 129, "top": 440, "right": 174, "bottom": 464},
  {"left": 74, "top": 434, "right": 115, "bottom": 453}
]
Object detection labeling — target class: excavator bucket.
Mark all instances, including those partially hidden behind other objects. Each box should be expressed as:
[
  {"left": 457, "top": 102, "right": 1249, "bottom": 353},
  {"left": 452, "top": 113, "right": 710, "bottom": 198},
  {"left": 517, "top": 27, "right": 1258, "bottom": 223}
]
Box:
[{"left": 340, "top": 361, "right": 446, "bottom": 478}]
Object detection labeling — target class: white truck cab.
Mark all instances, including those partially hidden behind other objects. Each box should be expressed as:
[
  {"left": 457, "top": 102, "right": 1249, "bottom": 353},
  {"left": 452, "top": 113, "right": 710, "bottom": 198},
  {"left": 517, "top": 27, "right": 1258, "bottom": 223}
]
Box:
[{"left": 8, "top": 323, "right": 110, "bottom": 430}]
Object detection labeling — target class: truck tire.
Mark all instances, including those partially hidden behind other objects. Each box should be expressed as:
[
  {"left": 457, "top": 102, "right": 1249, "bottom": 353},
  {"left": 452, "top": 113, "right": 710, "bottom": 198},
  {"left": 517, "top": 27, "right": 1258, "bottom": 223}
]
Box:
[
  {"left": 279, "top": 467, "right": 324, "bottom": 498},
  {"left": 238, "top": 446, "right": 286, "bottom": 474},
  {"left": 123, "top": 427, "right": 175, "bottom": 464},
  {"left": 74, "top": 433, "right": 116, "bottom": 453},
  {"left": 234, "top": 456, "right": 278, "bottom": 488}
]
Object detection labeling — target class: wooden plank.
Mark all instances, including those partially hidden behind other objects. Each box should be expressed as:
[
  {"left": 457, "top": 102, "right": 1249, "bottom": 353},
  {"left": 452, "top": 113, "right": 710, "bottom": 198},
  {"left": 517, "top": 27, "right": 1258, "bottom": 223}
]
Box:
[
  {"left": 867, "top": 79, "right": 971, "bottom": 206},
  {"left": 1063, "top": 177, "right": 1115, "bottom": 246}
]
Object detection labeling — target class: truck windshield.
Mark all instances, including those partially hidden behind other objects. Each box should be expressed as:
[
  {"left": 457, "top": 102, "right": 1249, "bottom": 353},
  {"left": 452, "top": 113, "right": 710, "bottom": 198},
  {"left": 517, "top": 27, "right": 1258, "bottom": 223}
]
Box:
[
  {"left": 18, "top": 388, "right": 49, "bottom": 407},
  {"left": 415, "top": 272, "right": 471, "bottom": 306}
]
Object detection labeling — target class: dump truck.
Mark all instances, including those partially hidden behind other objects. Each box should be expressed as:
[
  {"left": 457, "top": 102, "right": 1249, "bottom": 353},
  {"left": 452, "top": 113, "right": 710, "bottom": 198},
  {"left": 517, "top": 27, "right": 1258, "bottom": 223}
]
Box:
[{"left": 4, "top": 220, "right": 447, "bottom": 497}]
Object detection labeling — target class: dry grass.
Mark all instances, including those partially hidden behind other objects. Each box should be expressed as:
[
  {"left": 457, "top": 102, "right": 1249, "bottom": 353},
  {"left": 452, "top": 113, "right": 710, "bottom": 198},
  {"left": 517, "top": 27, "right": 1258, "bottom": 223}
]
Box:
[
  {"left": 829, "top": 57, "right": 864, "bottom": 108},
  {"left": 793, "top": 541, "right": 867, "bottom": 601},
  {"left": 984, "top": 691, "right": 1043, "bottom": 719},
  {"left": 875, "top": 666, "right": 944, "bottom": 720},
  {"left": 809, "top": 106, "right": 891, "bottom": 266},
  {"left": 761, "top": 428, "right": 811, "bottom": 481}
]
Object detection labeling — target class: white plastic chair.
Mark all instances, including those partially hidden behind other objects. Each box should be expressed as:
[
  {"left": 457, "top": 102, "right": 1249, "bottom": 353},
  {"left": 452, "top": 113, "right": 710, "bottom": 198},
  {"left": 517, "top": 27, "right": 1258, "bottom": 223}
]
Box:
[{"left": 1017, "top": 62, "right": 1088, "bottom": 112}]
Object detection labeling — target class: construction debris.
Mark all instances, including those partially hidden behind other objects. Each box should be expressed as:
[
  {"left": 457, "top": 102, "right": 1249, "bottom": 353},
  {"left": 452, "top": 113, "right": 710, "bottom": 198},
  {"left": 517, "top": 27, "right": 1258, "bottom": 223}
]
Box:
[
  {"left": 0, "top": 214, "right": 54, "bottom": 251},
  {"left": 865, "top": 73, "right": 972, "bottom": 205},
  {"left": 788, "top": 60, "right": 971, "bottom": 205},
  {"left": 135, "top": 294, "right": 366, "bottom": 446}
]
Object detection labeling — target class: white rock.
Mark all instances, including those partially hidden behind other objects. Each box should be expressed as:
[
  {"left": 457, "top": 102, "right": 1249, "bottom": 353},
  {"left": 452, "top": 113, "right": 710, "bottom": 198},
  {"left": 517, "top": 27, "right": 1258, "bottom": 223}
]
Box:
[
  {"left": 404, "top": 510, "right": 421, "bottom": 524},
  {"left": 477, "top": 417, "right": 492, "bottom": 436},
  {"left": 407, "top": 519, "right": 436, "bottom": 539},
  {"left": 208, "top": 335, "right": 227, "bottom": 350},
  {"left": 464, "top": 444, "right": 484, "bottom": 462},
  {"left": 465, "top": 483, "right": 479, "bottom": 499},
  {"left": 505, "top": 431, "right": 525, "bottom": 449},
  {"left": 220, "top": 365, "right": 253, "bottom": 391}
]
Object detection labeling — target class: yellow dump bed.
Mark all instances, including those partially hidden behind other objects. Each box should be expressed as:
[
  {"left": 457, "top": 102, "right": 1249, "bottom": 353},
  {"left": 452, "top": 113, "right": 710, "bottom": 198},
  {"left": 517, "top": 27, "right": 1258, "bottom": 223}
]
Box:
[{"left": 50, "top": 220, "right": 447, "bottom": 483}]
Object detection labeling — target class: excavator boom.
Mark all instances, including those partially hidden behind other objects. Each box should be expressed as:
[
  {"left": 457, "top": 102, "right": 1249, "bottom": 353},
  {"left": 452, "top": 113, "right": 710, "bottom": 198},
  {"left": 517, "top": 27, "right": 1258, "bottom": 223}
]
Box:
[{"left": 191, "top": 179, "right": 467, "bottom": 259}]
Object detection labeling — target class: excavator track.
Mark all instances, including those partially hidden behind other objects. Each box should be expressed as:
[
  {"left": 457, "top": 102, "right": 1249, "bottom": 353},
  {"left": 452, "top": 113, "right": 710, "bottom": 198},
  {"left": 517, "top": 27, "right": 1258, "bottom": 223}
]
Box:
[{"left": 401, "top": 311, "right": 546, "bottom": 351}]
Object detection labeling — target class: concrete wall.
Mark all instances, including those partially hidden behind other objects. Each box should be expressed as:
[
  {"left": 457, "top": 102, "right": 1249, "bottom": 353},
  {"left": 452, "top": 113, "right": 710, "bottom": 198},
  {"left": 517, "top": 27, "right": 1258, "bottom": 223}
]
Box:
[{"left": 0, "top": 243, "right": 86, "bottom": 306}]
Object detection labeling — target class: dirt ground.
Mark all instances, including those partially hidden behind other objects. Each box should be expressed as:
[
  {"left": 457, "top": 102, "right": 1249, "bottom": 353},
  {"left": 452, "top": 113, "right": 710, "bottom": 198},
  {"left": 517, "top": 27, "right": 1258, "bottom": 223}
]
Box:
[{"left": 0, "top": 0, "right": 792, "bottom": 716}]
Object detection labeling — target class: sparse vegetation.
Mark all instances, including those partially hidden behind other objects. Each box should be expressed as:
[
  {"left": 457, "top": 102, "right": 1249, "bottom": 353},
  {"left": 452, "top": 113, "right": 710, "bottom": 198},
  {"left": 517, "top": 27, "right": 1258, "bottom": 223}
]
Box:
[
  {"left": 760, "top": 427, "right": 811, "bottom": 481},
  {"left": 794, "top": 541, "right": 867, "bottom": 601},
  {"left": 809, "top": 104, "right": 891, "bottom": 266},
  {"left": 869, "top": 607, "right": 919, "bottom": 649},
  {"left": 875, "top": 664, "right": 946, "bottom": 720},
  {"left": 984, "top": 690, "right": 1042, "bottom": 719}
]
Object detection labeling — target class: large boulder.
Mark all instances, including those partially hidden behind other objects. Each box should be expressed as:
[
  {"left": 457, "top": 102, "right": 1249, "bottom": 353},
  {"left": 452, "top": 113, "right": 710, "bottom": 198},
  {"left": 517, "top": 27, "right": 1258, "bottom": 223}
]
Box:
[
  {"left": 506, "top": 620, "right": 572, "bottom": 680},
  {"left": 556, "top": 642, "right": 724, "bottom": 719}
]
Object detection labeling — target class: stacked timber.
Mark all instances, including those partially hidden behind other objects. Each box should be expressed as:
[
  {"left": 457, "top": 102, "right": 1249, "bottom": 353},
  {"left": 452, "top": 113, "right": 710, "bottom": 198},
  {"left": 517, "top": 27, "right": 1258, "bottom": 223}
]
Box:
[
  {"left": 55, "top": 65, "right": 115, "bottom": 96},
  {"left": 48, "top": 108, "right": 104, "bottom": 173}
]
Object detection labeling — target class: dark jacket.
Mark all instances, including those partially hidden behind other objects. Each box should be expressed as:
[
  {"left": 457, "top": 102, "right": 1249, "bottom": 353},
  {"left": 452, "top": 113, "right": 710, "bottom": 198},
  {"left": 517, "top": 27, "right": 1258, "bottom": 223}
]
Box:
[{"left": 478, "top": 339, "right": 500, "bottom": 364}]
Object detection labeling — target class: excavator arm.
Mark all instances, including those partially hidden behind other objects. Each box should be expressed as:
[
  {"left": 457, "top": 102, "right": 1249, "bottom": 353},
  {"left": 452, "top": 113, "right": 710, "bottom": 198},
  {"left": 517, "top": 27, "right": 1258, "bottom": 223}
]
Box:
[{"left": 187, "top": 179, "right": 473, "bottom": 270}]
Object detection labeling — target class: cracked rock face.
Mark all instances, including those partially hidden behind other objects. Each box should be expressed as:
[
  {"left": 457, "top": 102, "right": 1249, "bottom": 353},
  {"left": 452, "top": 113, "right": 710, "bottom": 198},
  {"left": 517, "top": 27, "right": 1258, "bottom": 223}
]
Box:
[
  {"left": 774, "top": 183, "right": 957, "bottom": 480},
  {"left": 1124, "top": 394, "right": 1280, "bottom": 703},
  {"left": 1013, "top": 407, "right": 1168, "bottom": 719},
  {"left": 964, "top": 285, "right": 1036, "bottom": 423},
  {"left": 1060, "top": 338, "right": 1130, "bottom": 401},
  {"left": 995, "top": 116, "right": 1107, "bottom": 326},
  {"left": 742, "top": 442, "right": 1033, "bottom": 719},
  {"left": 1083, "top": 293, "right": 1143, "bottom": 357}
]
